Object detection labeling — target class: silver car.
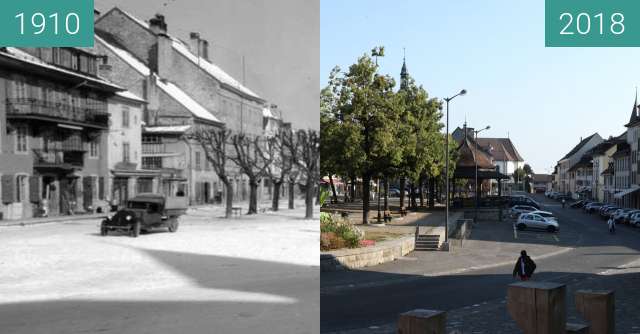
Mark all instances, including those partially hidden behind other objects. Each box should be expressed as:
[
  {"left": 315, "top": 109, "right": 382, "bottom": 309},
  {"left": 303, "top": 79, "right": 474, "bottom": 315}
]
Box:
[
  {"left": 515, "top": 213, "right": 560, "bottom": 232},
  {"left": 510, "top": 205, "right": 538, "bottom": 218}
]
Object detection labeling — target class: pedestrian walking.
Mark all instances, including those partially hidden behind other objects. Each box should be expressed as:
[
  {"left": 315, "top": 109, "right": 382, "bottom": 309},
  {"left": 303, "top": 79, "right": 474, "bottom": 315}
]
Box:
[
  {"left": 562, "top": 198, "right": 566, "bottom": 208},
  {"left": 512, "top": 250, "right": 536, "bottom": 281},
  {"left": 608, "top": 217, "right": 616, "bottom": 234}
]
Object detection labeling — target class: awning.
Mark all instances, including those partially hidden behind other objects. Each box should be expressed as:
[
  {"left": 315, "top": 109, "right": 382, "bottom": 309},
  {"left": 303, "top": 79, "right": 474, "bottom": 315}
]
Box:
[{"left": 614, "top": 185, "right": 640, "bottom": 199}]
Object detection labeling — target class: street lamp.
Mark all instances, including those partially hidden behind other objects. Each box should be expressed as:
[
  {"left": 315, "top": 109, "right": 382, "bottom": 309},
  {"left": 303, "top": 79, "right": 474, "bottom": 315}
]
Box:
[
  {"left": 474, "top": 125, "right": 490, "bottom": 221},
  {"left": 443, "top": 89, "right": 466, "bottom": 250}
]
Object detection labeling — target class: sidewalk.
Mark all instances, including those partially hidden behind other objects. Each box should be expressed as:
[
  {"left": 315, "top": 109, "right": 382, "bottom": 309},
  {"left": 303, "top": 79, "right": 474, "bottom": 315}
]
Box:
[
  {"left": 0, "top": 213, "right": 107, "bottom": 227},
  {"left": 321, "top": 219, "right": 574, "bottom": 292}
]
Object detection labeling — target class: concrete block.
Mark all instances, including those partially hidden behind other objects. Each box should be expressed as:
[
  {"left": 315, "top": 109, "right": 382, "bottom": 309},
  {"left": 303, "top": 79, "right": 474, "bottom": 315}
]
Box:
[
  {"left": 566, "top": 323, "right": 589, "bottom": 334},
  {"left": 575, "top": 290, "right": 614, "bottom": 334},
  {"left": 397, "top": 309, "right": 446, "bottom": 334},
  {"left": 507, "top": 281, "right": 566, "bottom": 334}
]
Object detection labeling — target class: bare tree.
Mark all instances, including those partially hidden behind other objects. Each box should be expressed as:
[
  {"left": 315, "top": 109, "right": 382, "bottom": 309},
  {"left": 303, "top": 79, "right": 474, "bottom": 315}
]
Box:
[
  {"left": 230, "top": 134, "right": 274, "bottom": 214},
  {"left": 190, "top": 128, "right": 234, "bottom": 218},
  {"left": 257, "top": 128, "right": 293, "bottom": 211},
  {"left": 290, "top": 129, "right": 320, "bottom": 219}
]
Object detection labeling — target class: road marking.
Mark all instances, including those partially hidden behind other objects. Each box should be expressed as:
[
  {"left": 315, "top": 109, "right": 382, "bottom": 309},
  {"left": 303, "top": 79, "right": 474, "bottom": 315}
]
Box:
[
  {"left": 513, "top": 227, "right": 518, "bottom": 239},
  {"left": 553, "top": 234, "right": 560, "bottom": 242}
]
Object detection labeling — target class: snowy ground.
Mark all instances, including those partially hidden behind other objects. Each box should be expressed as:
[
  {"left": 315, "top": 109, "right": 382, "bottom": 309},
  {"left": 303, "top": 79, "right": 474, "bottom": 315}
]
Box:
[{"left": 0, "top": 203, "right": 319, "bottom": 334}]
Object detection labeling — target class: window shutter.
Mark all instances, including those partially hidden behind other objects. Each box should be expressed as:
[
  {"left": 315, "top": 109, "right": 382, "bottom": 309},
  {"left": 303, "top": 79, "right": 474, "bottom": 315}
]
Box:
[
  {"left": 2, "top": 174, "right": 15, "bottom": 203},
  {"left": 98, "top": 177, "right": 105, "bottom": 200},
  {"left": 29, "top": 176, "right": 40, "bottom": 203}
]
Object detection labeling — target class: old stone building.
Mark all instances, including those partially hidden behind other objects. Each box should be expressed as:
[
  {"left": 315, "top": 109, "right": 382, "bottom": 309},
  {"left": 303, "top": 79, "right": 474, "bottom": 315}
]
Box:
[{"left": 0, "top": 47, "right": 122, "bottom": 219}]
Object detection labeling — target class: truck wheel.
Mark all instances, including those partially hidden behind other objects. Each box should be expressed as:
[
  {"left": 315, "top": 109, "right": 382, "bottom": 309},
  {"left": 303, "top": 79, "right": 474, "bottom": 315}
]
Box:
[
  {"left": 168, "top": 219, "right": 179, "bottom": 233},
  {"left": 131, "top": 222, "right": 141, "bottom": 238}
]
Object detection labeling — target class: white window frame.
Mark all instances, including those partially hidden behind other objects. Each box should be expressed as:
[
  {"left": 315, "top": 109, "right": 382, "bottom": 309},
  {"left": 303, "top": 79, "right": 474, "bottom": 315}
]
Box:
[{"left": 15, "top": 125, "right": 28, "bottom": 154}]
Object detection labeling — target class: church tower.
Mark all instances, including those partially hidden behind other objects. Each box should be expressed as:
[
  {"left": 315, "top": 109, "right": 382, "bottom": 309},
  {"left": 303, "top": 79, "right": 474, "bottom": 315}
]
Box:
[{"left": 400, "top": 49, "right": 409, "bottom": 90}]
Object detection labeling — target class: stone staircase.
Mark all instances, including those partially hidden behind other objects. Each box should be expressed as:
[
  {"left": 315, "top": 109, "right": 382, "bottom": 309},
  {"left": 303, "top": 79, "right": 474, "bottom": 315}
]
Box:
[{"left": 414, "top": 234, "right": 441, "bottom": 251}]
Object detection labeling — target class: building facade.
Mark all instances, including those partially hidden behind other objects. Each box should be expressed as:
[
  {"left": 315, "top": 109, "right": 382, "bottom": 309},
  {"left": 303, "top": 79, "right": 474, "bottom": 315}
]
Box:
[
  {"left": 0, "top": 47, "right": 122, "bottom": 219},
  {"left": 556, "top": 133, "right": 603, "bottom": 196}
]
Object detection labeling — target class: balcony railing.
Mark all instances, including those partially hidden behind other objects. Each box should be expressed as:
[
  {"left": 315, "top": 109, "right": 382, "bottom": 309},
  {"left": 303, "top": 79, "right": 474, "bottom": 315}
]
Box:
[
  {"left": 6, "top": 98, "right": 108, "bottom": 127},
  {"left": 33, "top": 149, "right": 84, "bottom": 168},
  {"left": 142, "top": 143, "right": 167, "bottom": 155}
]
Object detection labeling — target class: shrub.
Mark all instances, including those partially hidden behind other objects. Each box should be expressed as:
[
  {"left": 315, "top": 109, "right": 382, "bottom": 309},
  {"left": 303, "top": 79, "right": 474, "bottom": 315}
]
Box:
[{"left": 321, "top": 232, "right": 346, "bottom": 251}]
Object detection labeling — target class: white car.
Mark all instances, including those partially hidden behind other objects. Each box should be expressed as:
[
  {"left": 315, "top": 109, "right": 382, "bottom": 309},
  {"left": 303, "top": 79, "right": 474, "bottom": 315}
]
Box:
[
  {"left": 629, "top": 212, "right": 640, "bottom": 227},
  {"left": 515, "top": 213, "right": 559, "bottom": 232},
  {"left": 530, "top": 210, "right": 558, "bottom": 222},
  {"left": 510, "top": 205, "right": 538, "bottom": 218}
]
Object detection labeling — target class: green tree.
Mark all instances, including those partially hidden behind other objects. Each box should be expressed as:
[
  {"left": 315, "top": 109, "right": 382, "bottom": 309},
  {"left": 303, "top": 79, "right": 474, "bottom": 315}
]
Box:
[
  {"left": 523, "top": 163, "right": 534, "bottom": 176},
  {"left": 333, "top": 50, "right": 402, "bottom": 224}
]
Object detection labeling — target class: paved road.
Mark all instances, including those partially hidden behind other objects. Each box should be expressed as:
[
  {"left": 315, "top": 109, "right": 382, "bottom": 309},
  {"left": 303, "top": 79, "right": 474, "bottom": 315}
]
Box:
[{"left": 320, "top": 194, "right": 640, "bottom": 332}]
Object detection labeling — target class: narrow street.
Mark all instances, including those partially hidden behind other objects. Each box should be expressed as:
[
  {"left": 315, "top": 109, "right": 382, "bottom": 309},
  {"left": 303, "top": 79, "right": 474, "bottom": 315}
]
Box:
[
  {"left": 0, "top": 205, "right": 320, "bottom": 334},
  {"left": 320, "top": 194, "right": 640, "bottom": 332}
]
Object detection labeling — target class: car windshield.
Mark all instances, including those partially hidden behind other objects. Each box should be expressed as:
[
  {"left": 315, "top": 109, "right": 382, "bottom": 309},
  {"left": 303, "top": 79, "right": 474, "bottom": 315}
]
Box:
[
  {"left": 538, "top": 212, "right": 554, "bottom": 217},
  {"left": 127, "top": 201, "right": 149, "bottom": 209}
]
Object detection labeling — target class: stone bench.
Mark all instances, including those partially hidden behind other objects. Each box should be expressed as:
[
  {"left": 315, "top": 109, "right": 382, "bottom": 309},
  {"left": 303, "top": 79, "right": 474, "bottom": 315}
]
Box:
[{"left": 397, "top": 309, "right": 446, "bottom": 334}]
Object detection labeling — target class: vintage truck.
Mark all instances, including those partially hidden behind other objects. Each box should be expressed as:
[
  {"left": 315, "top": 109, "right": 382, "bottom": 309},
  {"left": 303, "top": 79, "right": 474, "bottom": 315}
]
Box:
[{"left": 100, "top": 193, "right": 188, "bottom": 237}]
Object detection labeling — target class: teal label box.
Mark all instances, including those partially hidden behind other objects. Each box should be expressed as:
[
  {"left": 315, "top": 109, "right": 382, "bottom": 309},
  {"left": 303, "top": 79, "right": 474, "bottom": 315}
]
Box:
[
  {"left": 0, "top": 0, "right": 94, "bottom": 47},
  {"left": 546, "top": 0, "right": 640, "bottom": 47}
]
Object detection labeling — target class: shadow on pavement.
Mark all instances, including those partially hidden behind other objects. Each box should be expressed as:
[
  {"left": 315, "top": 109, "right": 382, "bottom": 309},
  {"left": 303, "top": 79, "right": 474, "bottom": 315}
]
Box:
[{"left": 0, "top": 249, "right": 319, "bottom": 334}]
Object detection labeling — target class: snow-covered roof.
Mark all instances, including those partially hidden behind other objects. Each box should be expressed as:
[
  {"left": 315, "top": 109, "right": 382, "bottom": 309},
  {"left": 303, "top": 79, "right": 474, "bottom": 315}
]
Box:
[
  {"left": 154, "top": 75, "right": 221, "bottom": 124},
  {"left": 171, "top": 38, "right": 263, "bottom": 101},
  {"left": 144, "top": 125, "right": 192, "bottom": 134},
  {"left": 1, "top": 47, "right": 121, "bottom": 90},
  {"left": 95, "top": 35, "right": 220, "bottom": 124},
  {"left": 95, "top": 35, "right": 150, "bottom": 76},
  {"left": 115, "top": 90, "right": 146, "bottom": 103}
]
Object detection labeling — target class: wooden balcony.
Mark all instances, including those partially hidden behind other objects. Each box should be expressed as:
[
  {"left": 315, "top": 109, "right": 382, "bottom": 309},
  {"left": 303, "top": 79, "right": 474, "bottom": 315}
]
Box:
[
  {"left": 142, "top": 143, "right": 167, "bottom": 155},
  {"left": 6, "top": 98, "right": 108, "bottom": 128},
  {"left": 33, "top": 149, "right": 84, "bottom": 170}
]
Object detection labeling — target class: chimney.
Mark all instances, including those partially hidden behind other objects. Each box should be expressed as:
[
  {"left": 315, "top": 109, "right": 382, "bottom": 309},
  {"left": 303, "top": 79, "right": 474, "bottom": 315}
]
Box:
[
  {"left": 97, "top": 55, "right": 112, "bottom": 74},
  {"left": 189, "top": 32, "right": 200, "bottom": 55},
  {"left": 149, "top": 14, "right": 167, "bottom": 35},
  {"left": 201, "top": 39, "right": 209, "bottom": 61}
]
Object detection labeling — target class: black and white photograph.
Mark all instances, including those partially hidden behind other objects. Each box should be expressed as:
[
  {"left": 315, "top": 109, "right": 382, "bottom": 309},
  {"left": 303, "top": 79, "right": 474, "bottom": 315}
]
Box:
[{"left": 0, "top": 1, "right": 319, "bottom": 333}]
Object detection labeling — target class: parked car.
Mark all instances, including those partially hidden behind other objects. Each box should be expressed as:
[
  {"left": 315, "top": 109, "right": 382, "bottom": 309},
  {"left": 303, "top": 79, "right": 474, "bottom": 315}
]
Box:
[
  {"left": 629, "top": 212, "right": 640, "bottom": 227},
  {"left": 622, "top": 210, "right": 640, "bottom": 224},
  {"left": 510, "top": 205, "right": 538, "bottom": 218},
  {"left": 612, "top": 209, "right": 632, "bottom": 223},
  {"left": 508, "top": 196, "right": 541, "bottom": 209},
  {"left": 515, "top": 213, "right": 559, "bottom": 232},
  {"left": 584, "top": 202, "right": 604, "bottom": 213},
  {"left": 600, "top": 206, "right": 620, "bottom": 219},
  {"left": 388, "top": 188, "right": 401, "bottom": 197},
  {"left": 100, "top": 193, "right": 188, "bottom": 237},
  {"left": 530, "top": 210, "right": 558, "bottom": 222}
]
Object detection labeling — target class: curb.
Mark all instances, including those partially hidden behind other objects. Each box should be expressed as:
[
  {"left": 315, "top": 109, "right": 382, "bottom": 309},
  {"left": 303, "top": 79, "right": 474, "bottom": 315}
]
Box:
[
  {"left": 0, "top": 214, "right": 107, "bottom": 227},
  {"left": 321, "top": 247, "right": 574, "bottom": 293}
]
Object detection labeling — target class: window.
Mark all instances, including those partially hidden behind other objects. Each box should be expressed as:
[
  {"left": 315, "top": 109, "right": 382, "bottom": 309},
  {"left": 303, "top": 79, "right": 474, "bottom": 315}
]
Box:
[
  {"left": 205, "top": 156, "right": 211, "bottom": 171},
  {"left": 89, "top": 139, "right": 99, "bottom": 158},
  {"left": 195, "top": 151, "right": 202, "bottom": 170},
  {"left": 142, "top": 157, "right": 162, "bottom": 169},
  {"left": 71, "top": 53, "right": 79, "bottom": 70},
  {"left": 14, "top": 79, "right": 27, "bottom": 99},
  {"left": 122, "top": 106, "right": 130, "bottom": 128},
  {"left": 15, "top": 125, "right": 28, "bottom": 153},
  {"left": 123, "top": 142, "right": 130, "bottom": 163}
]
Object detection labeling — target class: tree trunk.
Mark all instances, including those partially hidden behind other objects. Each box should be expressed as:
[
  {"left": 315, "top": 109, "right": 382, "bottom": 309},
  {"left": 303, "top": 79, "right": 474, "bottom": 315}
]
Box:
[
  {"left": 383, "top": 177, "right": 389, "bottom": 211},
  {"left": 248, "top": 180, "right": 259, "bottom": 214},
  {"left": 288, "top": 180, "right": 295, "bottom": 209},
  {"left": 410, "top": 183, "right": 417, "bottom": 209},
  {"left": 224, "top": 179, "right": 233, "bottom": 218},
  {"left": 329, "top": 175, "right": 338, "bottom": 203},
  {"left": 305, "top": 182, "right": 314, "bottom": 219},
  {"left": 362, "top": 173, "right": 371, "bottom": 224},
  {"left": 399, "top": 176, "right": 406, "bottom": 209},
  {"left": 429, "top": 176, "right": 435, "bottom": 208},
  {"left": 272, "top": 181, "right": 282, "bottom": 211},
  {"left": 419, "top": 175, "right": 425, "bottom": 208},
  {"left": 350, "top": 175, "right": 356, "bottom": 203}
]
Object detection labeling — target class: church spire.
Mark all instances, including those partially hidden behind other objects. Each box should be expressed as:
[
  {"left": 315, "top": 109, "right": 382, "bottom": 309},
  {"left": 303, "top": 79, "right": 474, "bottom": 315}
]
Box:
[
  {"left": 628, "top": 87, "right": 639, "bottom": 126},
  {"left": 400, "top": 47, "right": 409, "bottom": 90}
]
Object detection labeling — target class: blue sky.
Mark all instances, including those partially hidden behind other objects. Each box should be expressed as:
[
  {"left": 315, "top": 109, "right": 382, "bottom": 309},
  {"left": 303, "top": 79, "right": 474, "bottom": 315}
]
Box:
[{"left": 321, "top": 0, "right": 640, "bottom": 174}]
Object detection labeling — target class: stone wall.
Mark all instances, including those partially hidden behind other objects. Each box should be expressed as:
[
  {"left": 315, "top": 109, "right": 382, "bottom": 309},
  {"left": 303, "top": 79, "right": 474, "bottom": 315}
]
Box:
[{"left": 321, "top": 235, "right": 414, "bottom": 272}]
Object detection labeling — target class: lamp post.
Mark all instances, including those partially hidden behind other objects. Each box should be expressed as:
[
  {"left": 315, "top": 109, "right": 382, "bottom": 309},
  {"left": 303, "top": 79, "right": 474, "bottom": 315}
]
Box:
[
  {"left": 443, "top": 89, "right": 467, "bottom": 250},
  {"left": 474, "top": 125, "right": 491, "bottom": 221}
]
